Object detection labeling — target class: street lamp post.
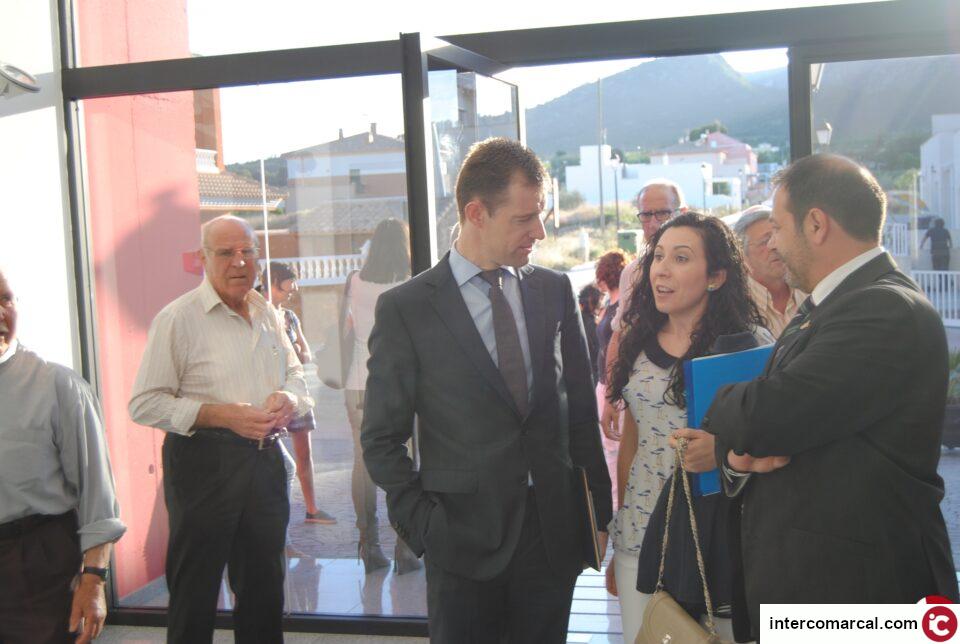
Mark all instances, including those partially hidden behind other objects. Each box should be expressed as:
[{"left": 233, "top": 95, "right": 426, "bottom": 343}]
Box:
[
  {"left": 700, "top": 163, "right": 711, "bottom": 212},
  {"left": 738, "top": 168, "right": 745, "bottom": 209},
  {"left": 816, "top": 120, "right": 833, "bottom": 148},
  {"left": 612, "top": 153, "right": 621, "bottom": 232},
  {"left": 596, "top": 79, "right": 605, "bottom": 233}
]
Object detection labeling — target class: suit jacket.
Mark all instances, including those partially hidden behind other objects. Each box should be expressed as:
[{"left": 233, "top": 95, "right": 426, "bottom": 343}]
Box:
[
  {"left": 706, "top": 252, "right": 958, "bottom": 635},
  {"left": 361, "top": 254, "right": 612, "bottom": 581}
]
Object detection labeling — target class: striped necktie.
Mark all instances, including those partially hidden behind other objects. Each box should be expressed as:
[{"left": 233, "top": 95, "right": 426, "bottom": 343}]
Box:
[{"left": 480, "top": 269, "right": 529, "bottom": 416}]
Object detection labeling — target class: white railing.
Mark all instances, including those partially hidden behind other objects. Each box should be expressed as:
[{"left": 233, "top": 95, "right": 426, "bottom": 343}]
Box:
[
  {"left": 260, "top": 254, "right": 363, "bottom": 286},
  {"left": 912, "top": 270, "right": 960, "bottom": 327},
  {"left": 883, "top": 222, "right": 910, "bottom": 257}
]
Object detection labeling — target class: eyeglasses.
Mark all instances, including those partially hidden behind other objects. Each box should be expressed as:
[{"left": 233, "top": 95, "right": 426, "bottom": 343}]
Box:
[
  {"left": 206, "top": 247, "right": 259, "bottom": 261},
  {"left": 636, "top": 208, "right": 677, "bottom": 222}
]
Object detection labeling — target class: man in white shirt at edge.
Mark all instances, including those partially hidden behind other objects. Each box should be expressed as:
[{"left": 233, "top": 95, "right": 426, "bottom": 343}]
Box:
[
  {"left": 129, "top": 215, "right": 313, "bottom": 644},
  {"left": 0, "top": 268, "right": 126, "bottom": 644},
  {"left": 599, "top": 180, "right": 686, "bottom": 440}
]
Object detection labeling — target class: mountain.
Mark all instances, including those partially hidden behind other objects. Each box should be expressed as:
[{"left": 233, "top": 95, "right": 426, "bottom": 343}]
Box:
[
  {"left": 521, "top": 53, "right": 960, "bottom": 160},
  {"left": 523, "top": 54, "right": 788, "bottom": 157},
  {"left": 813, "top": 55, "right": 960, "bottom": 143},
  {"left": 226, "top": 156, "right": 287, "bottom": 189},
  {"left": 743, "top": 67, "right": 787, "bottom": 91}
]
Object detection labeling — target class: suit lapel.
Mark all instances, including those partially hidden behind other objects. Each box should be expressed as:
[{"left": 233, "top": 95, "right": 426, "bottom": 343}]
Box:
[
  {"left": 767, "top": 252, "right": 899, "bottom": 373},
  {"left": 518, "top": 265, "right": 546, "bottom": 415},
  {"left": 768, "top": 326, "right": 808, "bottom": 372},
  {"left": 427, "top": 255, "right": 521, "bottom": 417}
]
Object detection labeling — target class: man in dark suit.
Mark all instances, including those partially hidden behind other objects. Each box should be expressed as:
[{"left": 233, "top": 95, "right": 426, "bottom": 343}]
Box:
[
  {"left": 704, "top": 154, "right": 958, "bottom": 639},
  {"left": 361, "top": 137, "right": 612, "bottom": 643}
]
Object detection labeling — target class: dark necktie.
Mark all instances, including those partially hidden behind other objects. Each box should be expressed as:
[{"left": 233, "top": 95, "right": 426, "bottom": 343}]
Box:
[
  {"left": 481, "top": 269, "right": 529, "bottom": 416},
  {"left": 780, "top": 296, "right": 815, "bottom": 339}
]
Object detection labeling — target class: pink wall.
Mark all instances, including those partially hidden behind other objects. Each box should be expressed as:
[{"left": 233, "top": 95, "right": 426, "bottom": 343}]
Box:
[
  {"left": 77, "top": 0, "right": 190, "bottom": 67},
  {"left": 78, "top": 0, "right": 197, "bottom": 600}
]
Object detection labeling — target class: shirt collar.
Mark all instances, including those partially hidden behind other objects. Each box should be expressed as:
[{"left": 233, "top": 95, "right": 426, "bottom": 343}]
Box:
[
  {"left": 199, "top": 276, "right": 266, "bottom": 317},
  {"left": 449, "top": 243, "right": 518, "bottom": 287},
  {"left": 0, "top": 339, "right": 19, "bottom": 365},
  {"left": 810, "top": 246, "right": 885, "bottom": 306},
  {"left": 199, "top": 277, "right": 224, "bottom": 313},
  {"left": 747, "top": 275, "right": 773, "bottom": 309},
  {"left": 748, "top": 275, "right": 804, "bottom": 310}
]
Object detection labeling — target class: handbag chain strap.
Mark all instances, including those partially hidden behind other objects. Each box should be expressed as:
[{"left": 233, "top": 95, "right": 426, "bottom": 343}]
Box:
[{"left": 654, "top": 437, "right": 719, "bottom": 636}]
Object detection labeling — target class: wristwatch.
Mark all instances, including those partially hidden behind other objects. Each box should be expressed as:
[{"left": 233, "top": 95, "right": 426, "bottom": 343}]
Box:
[{"left": 81, "top": 566, "right": 109, "bottom": 581}]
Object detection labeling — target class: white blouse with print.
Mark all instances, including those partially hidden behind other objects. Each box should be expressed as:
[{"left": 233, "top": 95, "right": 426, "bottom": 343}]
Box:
[{"left": 608, "top": 350, "right": 684, "bottom": 555}]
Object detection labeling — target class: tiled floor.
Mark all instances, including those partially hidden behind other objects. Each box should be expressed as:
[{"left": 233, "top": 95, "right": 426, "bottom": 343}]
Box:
[
  {"left": 109, "top": 368, "right": 960, "bottom": 644},
  {"left": 97, "top": 627, "right": 424, "bottom": 643},
  {"left": 116, "top": 375, "right": 625, "bottom": 642},
  {"left": 115, "top": 555, "right": 623, "bottom": 643}
]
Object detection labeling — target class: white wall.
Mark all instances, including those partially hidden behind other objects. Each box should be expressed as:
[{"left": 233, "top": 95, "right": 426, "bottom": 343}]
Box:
[
  {"left": 287, "top": 150, "right": 406, "bottom": 179},
  {"left": 0, "top": 0, "right": 78, "bottom": 369},
  {"left": 566, "top": 145, "right": 741, "bottom": 212},
  {"left": 920, "top": 119, "right": 958, "bottom": 229}
]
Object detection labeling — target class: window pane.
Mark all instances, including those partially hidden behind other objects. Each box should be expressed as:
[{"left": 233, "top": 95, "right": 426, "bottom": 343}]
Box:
[
  {"left": 520, "top": 51, "right": 788, "bottom": 274},
  {"left": 430, "top": 70, "right": 519, "bottom": 257},
  {"left": 811, "top": 53, "right": 960, "bottom": 571},
  {"left": 73, "top": 0, "right": 884, "bottom": 66},
  {"left": 80, "top": 75, "right": 427, "bottom": 616}
]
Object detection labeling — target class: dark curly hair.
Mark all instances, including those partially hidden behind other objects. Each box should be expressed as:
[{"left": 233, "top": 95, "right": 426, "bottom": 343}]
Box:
[
  {"left": 595, "top": 250, "right": 628, "bottom": 291},
  {"left": 608, "top": 212, "right": 766, "bottom": 409}
]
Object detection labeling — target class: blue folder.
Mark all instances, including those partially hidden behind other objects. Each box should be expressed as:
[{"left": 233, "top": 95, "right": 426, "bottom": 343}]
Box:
[{"left": 682, "top": 343, "right": 775, "bottom": 496}]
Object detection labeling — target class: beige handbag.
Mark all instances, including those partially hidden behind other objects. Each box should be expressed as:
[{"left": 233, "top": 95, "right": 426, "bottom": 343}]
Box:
[{"left": 636, "top": 438, "right": 731, "bottom": 644}]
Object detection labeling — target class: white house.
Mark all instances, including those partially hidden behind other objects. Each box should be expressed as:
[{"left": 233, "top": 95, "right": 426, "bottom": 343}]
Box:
[
  {"left": 920, "top": 114, "right": 960, "bottom": 229},
  {"left": 565, "top": 144, "right": 742, "bottom": 212}
]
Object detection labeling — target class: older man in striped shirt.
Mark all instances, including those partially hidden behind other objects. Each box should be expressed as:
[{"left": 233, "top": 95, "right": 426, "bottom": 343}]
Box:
[
  {"left": 732, "top": 205, "right": 807, "bottom": 338},
  {"left": 129, "top": 215, "right": 313, "bottom": 644}
]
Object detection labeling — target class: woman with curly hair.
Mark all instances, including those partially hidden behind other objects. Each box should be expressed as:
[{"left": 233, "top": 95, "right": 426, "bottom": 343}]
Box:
[{"left": 604, "top": 212, "right": 770, "bottom": 643}]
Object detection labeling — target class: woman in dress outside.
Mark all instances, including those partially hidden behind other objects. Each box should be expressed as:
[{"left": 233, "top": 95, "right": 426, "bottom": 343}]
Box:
[
  {"left": 604, "top": 212, "right": 769, "bottom": 643},
  {"left": 265, "top": 262, "right": 337, "bottom": 525},
  {"left": 342, "top": 218, "right": 421, "bottom": 574}
]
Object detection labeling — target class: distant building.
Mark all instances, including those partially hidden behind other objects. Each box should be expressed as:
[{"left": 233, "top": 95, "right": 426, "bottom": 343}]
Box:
[
  {"left": 195, "top": 150, "right": 285, "bottom": 218},
  {"left": 565, "top": 144, "right": 743, "bottom": 212},
  {"left": 280, "top": 123, "right": 408, "bottom": 257},
  {"left": 193, "top": 88, "right": 286, "bottom": 221},
  {"left": 281, "top": 124, "right": 407, "bottom": 212},
  {"left": 654, "top": 131, "right": 758, "bottom": 182},
  {"left": 920, "top": 114, "right": 960, "bottom": 229}
]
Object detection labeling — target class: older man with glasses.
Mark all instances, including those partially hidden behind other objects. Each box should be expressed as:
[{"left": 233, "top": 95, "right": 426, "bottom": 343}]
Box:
[
  {"left": 732, "top": 205, "right": 806, "bottom": 337},
  {"left": 599, "top": 180, "right": 685, "bottom": 441},
  {"left": 129, "top": 215, "right": 313, "bottom": 644}
]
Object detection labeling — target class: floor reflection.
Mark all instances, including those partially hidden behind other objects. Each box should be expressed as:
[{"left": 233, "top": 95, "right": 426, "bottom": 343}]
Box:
[
  {"left": 118, "top": 555, "right": 623, "bottom": 642},
  {"left": 284, "top": 556, "right": 427, "bottom": 616}
]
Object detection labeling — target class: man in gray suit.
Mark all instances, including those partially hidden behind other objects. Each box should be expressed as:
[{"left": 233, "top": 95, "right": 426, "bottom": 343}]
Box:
[{"left": 362, "top": 138, "right": 612, "bottom": 643}]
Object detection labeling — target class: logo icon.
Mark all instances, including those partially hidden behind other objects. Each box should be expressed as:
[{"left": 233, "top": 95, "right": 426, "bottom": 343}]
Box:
[{"left": 923, "top": 605, "right": 958, "bottom": 642}]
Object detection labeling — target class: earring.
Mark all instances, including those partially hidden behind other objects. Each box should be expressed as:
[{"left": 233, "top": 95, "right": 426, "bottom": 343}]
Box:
[{"left": 707, "top": 284, "right": 717, "bottom": 291}]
